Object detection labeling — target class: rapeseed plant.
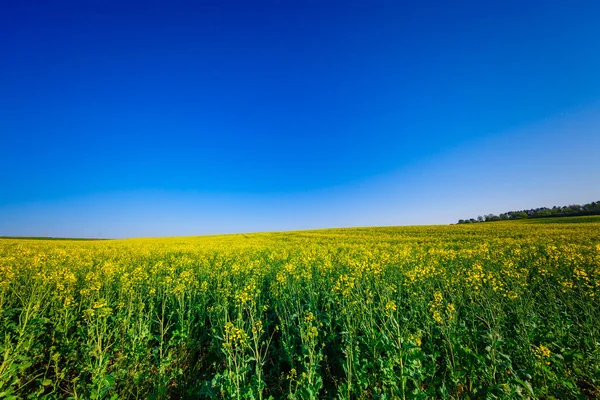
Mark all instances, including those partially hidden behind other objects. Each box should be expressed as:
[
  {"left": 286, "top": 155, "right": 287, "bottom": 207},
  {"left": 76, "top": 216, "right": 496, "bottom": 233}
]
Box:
[{"left": 0, "top": 219, "right": 598, "bottom": 398}]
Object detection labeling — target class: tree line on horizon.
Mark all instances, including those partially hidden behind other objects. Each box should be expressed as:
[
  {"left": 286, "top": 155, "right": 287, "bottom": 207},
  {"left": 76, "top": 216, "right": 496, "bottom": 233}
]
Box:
[{"left": 457, "top": 200, "right": 600, "bottom": 224}]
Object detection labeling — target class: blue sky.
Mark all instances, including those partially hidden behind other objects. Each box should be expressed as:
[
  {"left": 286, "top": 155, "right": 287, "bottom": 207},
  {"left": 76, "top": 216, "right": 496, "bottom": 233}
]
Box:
[{"left": 1, "top": 0, "right": 600, "bottom": 238}]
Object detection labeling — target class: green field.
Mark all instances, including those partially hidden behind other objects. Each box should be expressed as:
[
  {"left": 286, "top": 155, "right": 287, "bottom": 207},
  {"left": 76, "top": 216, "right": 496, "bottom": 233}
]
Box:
[{"left": 1, "top": 217, "right": 599, "bottom": 399}]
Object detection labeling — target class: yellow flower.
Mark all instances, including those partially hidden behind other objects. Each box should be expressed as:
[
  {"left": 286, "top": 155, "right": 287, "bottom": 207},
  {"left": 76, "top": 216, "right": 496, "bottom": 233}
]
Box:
[
  {"left": 385, "top": 300, "right": 397, "bottom": 312},
  {"left": 535, "top": 344, "right": 551, "bottom": 364}
]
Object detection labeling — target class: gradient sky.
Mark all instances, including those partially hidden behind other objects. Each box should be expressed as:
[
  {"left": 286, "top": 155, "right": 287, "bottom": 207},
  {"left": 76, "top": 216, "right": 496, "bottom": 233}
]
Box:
[{"left": 2, "top": 0, "right": 600, "bottom": 238}]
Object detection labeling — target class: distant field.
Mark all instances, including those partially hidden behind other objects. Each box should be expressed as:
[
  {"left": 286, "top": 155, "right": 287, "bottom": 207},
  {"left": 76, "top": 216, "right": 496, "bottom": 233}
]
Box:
[
  {"left": 1, "top": 219, "right": 599, "bottom": 399},
  {"left": 515, "top": 215, "right": 600, "bottom": 224},
  {"left": 0, "top": 236, "right": 108, "bottom": 241}
]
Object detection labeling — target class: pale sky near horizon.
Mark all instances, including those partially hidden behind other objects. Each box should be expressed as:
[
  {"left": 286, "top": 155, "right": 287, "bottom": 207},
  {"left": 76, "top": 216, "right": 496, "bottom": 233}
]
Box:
[{"left": 2, "top": 1, "right": 600, "bottom": 238}]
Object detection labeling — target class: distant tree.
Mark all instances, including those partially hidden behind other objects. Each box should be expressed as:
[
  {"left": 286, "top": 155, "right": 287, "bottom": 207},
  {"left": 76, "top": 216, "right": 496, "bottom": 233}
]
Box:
[
  {"left": 456, "top": 200, "right": 600, "bottom": 224},
  {"left": 507, "top": 211, "right": 517, "bottom": 219},
  {"left": 584, "top": 201, "right": 600, "bottom": 213},
  {"left": 536, "top": 208, "right": 552, "bottom": 217},
  {"left": 488, "top": 214, "right": 500, "bottom": 221}
]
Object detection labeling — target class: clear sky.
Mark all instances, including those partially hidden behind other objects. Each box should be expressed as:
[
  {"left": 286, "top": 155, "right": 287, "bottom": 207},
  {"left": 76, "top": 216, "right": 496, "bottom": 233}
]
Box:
[{"left": 1, "top": 0, "right": 600, "bottom": 238}]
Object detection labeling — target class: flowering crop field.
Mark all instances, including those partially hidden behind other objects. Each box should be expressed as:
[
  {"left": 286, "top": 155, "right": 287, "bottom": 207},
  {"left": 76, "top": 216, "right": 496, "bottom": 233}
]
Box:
[{"left": 1, "top": 217, "right": 599, "bottom": 399}]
